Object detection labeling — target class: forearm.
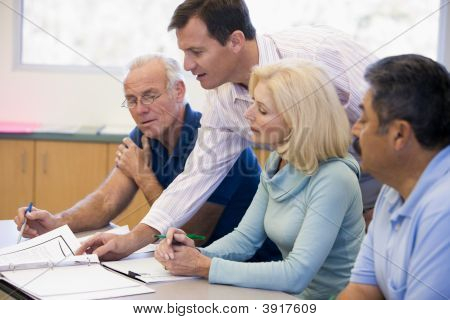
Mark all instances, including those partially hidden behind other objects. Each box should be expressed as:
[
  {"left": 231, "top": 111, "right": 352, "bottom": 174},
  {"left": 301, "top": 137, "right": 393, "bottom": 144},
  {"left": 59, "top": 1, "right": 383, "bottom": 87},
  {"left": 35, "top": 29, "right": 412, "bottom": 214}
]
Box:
[
  {"left": 129, "top": 222, "right": 160, "bottom": 249},
  {"left": 337, "top": 283, "right": 384, "bottom": 300},
  {"left": 57, "top": 191, "right": 118, "bottom": 232},
  {"left": 195, "top": 254, "right": 211, "bottom": 278},
  {"left": 134, "top": 170, "right": 164, "bottom": 205}
]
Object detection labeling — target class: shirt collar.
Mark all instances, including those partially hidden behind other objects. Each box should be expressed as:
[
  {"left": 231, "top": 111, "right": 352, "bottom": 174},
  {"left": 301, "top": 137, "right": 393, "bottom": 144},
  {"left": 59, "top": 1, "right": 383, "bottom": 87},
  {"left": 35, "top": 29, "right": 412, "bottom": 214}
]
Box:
[
  {"left": 150, "top": 103, "right": 201, "bottom": 158},
  {"left": 228, "top": 34, "right": 280, "bottom": 104},
  {"left": 390, "top": 145, "right": 450, "bottom": 221},
  {"left": 256, "top": 33, "right": 281, "bottom": 67}
]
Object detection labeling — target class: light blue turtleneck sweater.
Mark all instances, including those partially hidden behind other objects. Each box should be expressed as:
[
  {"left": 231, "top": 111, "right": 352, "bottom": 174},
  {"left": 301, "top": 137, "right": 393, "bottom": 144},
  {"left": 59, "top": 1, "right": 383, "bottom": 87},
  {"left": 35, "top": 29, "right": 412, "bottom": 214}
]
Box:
[{"left": 200, "top": 152, "right": 365, "bottom": 299}]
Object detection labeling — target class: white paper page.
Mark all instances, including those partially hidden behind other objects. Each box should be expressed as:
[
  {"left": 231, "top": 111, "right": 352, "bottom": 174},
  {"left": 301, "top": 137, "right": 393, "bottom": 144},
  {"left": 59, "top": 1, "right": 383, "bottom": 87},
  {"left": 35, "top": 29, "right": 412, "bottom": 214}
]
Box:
[
  {"left": 2, "top": 264, "right": 154, "bottom": 299},
  {"left": 103, "top": 257, "right": 198, "bottom": 283},
  {"left": 77, "top": 225, "right": 130, "bottom": 243},
  {"left": 133, "top": 243, "right": 157, "bottom": 254},
  {"left": 0, "top": 225, "right": 80, "bottom": 266}
]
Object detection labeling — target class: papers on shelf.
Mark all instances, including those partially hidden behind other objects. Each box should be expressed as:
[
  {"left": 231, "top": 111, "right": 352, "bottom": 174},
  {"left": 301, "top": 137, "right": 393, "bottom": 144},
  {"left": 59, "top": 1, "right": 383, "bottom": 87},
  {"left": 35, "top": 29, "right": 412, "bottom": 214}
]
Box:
[
  {"left": 0, "top": 121, "right": 41, "bottom": 133},
  {"left": 98, "top": 125, "right": 132, "bottom": 136},
  {"left": 34, "top": 124, "right": 81, "bottom": 134}
]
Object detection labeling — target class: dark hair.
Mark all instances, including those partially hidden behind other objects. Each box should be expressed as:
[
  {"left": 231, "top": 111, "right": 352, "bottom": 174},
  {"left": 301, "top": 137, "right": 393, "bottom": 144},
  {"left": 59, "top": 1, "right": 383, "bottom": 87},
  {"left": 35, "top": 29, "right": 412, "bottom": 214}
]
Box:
[
  {"left": 168, "top": 0, "right": 256, "bottom": 46},
  {"left": 365, "top": 54, "right": 450, "bottom": 149}
]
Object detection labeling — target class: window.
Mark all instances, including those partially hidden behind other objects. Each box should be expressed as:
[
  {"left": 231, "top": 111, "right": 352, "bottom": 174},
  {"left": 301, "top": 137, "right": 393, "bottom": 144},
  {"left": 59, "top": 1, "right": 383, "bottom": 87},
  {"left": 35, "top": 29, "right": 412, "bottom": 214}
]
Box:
[{"left": 20, "top": 0, "right": 442, "bottom": 69}]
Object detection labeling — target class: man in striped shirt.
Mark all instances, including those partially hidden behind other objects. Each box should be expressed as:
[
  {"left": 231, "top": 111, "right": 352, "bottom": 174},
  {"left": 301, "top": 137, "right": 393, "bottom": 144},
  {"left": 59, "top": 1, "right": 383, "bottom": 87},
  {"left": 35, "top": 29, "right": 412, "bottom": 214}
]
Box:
[{"left": 78, "top": 0, "right": 381, "bottom": 259}]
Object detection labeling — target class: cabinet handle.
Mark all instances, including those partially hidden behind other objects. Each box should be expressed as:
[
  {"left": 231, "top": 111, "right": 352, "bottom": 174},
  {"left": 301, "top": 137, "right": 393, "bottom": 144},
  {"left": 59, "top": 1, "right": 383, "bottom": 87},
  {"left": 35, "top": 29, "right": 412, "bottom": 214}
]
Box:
[
  {"left": 42, "top": 153, "right": 48, "bottom": 174},
  {"left": 21, "top": 152, "right": 27, "bottom": 174}
]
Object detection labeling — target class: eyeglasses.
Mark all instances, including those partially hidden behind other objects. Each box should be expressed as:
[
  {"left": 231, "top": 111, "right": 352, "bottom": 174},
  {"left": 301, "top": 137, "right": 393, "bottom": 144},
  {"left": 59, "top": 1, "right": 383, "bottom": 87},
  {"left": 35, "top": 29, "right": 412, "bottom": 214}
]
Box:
[{"left": 121, "top": 92, "right": 163, "bottom": 109}]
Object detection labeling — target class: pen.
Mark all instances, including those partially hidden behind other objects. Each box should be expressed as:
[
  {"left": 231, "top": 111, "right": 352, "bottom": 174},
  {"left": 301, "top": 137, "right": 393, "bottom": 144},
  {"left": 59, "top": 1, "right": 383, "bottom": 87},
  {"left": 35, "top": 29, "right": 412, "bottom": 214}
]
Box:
[
  {"left": 17, "top": 202, "right": 33, "bottom": 244},
  {"left": 154, "top": 233, "right": 206, "bottom": 240}
]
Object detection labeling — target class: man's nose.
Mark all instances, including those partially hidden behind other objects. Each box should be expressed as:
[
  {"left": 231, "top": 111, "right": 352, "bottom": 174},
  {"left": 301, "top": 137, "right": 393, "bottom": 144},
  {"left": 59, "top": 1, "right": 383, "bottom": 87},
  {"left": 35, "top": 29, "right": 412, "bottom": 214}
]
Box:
[
  {"left": 351, "top": 120, "right": 362, "bottom": 138},
  {"left": 244, "top": 104, "right": 255, "bottom": 121},
  {"left": 184, "top": 55, "right": 196, "bottom": 71},
  {"left": 135, "top": 99, "right": 151, "bottom": 114}
]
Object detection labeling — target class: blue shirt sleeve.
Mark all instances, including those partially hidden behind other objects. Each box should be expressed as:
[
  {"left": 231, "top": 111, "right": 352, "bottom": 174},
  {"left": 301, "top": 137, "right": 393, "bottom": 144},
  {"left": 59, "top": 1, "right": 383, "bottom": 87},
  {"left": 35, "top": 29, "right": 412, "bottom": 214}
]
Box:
[
  {"left": 128, "top": 127, "right": 143, "bottom": 147},
  {"left": 349, "top": 219, "right": 378, "bottom": 286}
]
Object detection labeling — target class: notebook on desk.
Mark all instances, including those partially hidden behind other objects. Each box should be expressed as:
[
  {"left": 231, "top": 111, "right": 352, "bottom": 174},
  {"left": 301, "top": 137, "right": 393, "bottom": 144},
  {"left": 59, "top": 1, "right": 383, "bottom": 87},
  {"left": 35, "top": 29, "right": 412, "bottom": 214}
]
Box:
[{"left": 0, "top": 225, "right": 153, "bottom": 300}]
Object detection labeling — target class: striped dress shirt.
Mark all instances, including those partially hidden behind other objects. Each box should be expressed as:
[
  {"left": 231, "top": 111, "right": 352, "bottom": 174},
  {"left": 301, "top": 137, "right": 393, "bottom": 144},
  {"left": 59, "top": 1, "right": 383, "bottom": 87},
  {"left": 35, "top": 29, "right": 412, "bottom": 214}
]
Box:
[{"left": 141, "top": 25, "right": 378, "bottom": 233}]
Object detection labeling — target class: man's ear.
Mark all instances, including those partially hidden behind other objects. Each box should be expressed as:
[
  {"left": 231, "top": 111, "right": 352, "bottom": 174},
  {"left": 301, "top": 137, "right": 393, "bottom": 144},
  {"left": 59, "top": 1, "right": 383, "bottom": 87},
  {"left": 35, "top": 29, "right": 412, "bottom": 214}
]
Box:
[
  {"left": 228, "top": 30, "right": 246, "bottom": 53},
  {"left": 173, "top": 80, "right": 186, "bottom": 103},
  {"left": 390, "top": 120, "right": 413, "bottom": 151}
]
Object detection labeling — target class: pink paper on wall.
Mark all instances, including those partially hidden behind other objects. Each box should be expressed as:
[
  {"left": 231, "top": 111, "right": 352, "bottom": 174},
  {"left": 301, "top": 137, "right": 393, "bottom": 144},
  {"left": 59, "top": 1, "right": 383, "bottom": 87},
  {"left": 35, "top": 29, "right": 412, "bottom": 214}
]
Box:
[{"left": 0, "top": 121, "right": 41, "bottom": 133}]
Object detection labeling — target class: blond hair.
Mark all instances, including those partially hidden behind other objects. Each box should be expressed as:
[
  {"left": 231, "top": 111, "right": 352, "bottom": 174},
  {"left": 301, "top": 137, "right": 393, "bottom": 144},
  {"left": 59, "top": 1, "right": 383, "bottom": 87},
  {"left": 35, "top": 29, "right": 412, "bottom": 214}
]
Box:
[{"left": 249, "top": 59, "right": 351, "bottom": 175}]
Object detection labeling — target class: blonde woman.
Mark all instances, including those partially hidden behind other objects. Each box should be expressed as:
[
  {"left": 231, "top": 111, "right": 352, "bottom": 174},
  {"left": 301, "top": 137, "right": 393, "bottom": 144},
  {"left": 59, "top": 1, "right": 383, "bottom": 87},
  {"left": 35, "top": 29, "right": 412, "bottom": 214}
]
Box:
[{"left": 155, "top": 59, "right": 365, "bottom": 299}]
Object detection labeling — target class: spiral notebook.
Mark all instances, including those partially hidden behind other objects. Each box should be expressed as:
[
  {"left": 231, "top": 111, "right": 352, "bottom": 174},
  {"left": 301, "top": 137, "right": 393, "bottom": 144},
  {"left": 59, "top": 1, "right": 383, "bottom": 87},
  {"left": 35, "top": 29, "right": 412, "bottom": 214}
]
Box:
[{"left": 0, "top": 225, "right": 153, "bottom": 299}]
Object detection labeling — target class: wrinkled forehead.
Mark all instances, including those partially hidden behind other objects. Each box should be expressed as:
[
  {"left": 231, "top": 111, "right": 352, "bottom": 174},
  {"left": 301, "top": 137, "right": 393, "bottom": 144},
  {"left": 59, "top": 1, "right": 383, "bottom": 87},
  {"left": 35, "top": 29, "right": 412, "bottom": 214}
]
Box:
[{"left": 124, "top": 63, "right": 167, "bottom": 94}]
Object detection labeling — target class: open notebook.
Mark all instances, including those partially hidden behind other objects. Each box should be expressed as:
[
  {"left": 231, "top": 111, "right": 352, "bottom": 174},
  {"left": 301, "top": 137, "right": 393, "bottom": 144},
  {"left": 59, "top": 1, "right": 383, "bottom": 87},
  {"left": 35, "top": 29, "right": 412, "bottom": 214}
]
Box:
[{"left": 0, "top": 225, "right": 153, "bottom": 299}]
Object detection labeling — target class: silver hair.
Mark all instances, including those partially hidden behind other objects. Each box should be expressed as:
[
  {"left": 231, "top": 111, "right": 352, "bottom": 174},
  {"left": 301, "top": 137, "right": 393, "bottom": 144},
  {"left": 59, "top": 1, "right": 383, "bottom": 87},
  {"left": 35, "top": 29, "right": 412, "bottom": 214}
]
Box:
[{"left": 126, "top": 53, "right": 185, "bottom": 90}]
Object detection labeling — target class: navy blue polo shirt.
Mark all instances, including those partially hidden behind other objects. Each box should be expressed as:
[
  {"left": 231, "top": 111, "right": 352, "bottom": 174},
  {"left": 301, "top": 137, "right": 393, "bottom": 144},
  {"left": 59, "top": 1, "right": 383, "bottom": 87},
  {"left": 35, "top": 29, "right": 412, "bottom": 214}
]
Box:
[{"left": 129, "top": 103, "right": 282, "bottom": 262}]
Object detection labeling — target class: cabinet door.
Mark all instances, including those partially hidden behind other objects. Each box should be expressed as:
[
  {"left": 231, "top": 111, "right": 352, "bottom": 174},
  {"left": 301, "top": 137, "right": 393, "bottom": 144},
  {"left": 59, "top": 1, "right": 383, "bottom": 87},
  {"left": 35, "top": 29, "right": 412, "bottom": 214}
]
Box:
[
  {"left": 107, "top": 143, "right": 150, "bottom": 228},
  {"left": 0, "top": 140, "right": 34, "bottom": 219},
  {"left": 35, "top": 141, "right": 108, "bottom": 213}
]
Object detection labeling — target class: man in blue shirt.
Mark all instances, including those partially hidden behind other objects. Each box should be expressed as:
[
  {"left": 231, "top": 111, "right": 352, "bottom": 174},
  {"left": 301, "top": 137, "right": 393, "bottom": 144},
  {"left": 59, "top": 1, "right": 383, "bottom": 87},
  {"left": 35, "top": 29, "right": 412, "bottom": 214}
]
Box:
[
  {"left": 338, "top": 54, "right": 450, "bottom": 299},
  {"left": 16, "top": 54, "right": 280, "bottom": 261}
]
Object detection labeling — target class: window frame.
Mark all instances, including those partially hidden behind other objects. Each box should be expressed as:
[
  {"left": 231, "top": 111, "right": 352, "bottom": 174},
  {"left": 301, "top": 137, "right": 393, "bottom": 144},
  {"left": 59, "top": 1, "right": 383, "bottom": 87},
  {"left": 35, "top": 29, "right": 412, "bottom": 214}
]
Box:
[{"left": 14, "top": 0, "right": 450, "bottom": 72}]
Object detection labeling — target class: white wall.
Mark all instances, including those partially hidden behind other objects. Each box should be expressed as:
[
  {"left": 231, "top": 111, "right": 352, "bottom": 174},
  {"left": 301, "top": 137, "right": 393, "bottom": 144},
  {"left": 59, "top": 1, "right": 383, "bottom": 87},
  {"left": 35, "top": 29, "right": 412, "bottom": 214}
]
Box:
[
  {"left": 1, "top": 0, "right": 449, "bottom": 128},
  {"left": 438, "top": 0, "right": 450, "bottom": 68},
  {"left": 0, "top": 0, "right": 206, "bottom": 128}
]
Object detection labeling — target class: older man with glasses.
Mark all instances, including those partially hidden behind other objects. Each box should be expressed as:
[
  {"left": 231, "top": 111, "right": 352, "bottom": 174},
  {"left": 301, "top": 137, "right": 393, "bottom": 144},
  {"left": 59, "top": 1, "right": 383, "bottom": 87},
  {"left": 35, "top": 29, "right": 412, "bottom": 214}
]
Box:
[{"left": 15, "top": 54, "right": 279, "bottom": 262}]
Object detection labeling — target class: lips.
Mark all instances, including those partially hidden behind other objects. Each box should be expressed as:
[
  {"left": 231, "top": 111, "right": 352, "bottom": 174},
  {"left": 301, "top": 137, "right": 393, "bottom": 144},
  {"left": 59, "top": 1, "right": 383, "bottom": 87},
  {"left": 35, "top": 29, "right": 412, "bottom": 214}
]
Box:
[
  {"left": 141, "top": 119, "right": 156, "bottom": 125},
  {"left": 196, "top": 73, "right": 206, "bottom": 80}
]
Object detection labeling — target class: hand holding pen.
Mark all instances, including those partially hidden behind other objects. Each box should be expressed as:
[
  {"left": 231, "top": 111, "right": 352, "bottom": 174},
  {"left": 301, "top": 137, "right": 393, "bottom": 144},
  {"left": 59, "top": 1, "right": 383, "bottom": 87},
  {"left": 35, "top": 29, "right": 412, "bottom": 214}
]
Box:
[
  {"left": 17, "top": 202, "right": 33, "bottom": 243},
  {"left": 15, "top": 204, "right": 59, "bottom": 239},
  {"left": 154, "top": 228, "right": 198, "bottom": 260}
]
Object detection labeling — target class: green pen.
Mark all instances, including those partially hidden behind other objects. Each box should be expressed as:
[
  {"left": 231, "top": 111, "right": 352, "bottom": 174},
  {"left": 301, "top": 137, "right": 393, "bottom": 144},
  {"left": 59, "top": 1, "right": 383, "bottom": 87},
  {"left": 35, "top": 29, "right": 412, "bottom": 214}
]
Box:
[{"left": 154, "top": 233, "right": 206, "bottom": 240}]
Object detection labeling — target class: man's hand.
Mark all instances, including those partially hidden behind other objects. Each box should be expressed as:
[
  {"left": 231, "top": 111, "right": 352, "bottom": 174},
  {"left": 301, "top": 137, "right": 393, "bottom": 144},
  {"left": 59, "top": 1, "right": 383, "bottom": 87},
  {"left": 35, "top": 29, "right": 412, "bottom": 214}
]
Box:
[
  {"left": 75, "top": 232, "right": 136, "bottom": 261},
  {"left": 14, "top": 206, "right": 62, "bottom": 238},
  {"left": 115, "top": 136, "right": 152, "bottom": 181},
  {"left": 76, "top": 223, "right": 157, "bottom": 261},
  {"left": 155, "top": 227, "right": 195, "bottom": 260}
]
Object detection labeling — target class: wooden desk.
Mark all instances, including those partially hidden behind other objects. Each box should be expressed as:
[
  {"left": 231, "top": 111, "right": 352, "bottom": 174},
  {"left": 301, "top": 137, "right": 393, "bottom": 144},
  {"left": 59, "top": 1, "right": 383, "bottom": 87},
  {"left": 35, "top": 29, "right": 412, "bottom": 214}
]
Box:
[{"left": 0, "top": 220, "right": 295, "bottom": 300}]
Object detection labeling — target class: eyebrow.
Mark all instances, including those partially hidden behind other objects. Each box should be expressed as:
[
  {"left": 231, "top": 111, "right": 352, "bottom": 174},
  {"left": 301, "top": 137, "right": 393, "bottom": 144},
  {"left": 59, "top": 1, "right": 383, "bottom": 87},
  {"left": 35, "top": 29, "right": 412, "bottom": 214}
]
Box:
[
  {"left": 254, "top": 99, "right": 267, "bottom": 108},
  {"left": 125, "top": 89, "right": 158, "bottom": 99},
  {"left": 358, "top": 103, "right": 364, "bottom": 110},
  {"left": 142, "top": 89, "right": 159, "bottom": 96}
]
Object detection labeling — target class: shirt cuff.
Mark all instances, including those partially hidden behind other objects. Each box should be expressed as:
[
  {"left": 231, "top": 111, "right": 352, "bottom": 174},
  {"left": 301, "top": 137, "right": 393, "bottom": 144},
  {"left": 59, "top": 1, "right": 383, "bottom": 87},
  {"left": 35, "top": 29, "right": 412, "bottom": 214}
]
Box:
[
  {"left": 139, "top": 208, "right": 172, "bottom": 234},
  {"left": 350, "top": 272, "right": 378, "bottom": 286}
]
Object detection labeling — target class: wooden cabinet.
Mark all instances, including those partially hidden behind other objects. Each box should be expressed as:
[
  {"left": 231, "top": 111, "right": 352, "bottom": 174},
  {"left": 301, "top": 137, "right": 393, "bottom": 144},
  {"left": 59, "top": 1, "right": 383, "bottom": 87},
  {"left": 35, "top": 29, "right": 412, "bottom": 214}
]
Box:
[
  {"left": 0, "top": 138, "right": 270, "bottom": 226},
  {"left": 107, "top": 143, "right": 150, "bottom": 229},
  {"left": 0, "top": 140, "right": 34, "bottom": 219},
  {"left": 34, "top": 141, "right": 108, "bottom": 213}
]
